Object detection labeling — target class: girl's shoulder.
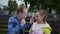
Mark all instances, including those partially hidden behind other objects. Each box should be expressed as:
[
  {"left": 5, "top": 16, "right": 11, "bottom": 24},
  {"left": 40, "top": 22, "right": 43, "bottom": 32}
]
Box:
[{"left": 42, "top": 23, "right": 52, "bottom": 31}]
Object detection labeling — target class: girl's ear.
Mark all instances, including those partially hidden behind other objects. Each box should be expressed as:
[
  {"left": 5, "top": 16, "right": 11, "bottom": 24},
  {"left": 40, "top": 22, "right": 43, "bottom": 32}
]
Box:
[
  {"left": 43, "top": 15, "right": 46, "bottom": 23},
  {"left": 42, "top": 15, "right": 45, "bottom": 19}
]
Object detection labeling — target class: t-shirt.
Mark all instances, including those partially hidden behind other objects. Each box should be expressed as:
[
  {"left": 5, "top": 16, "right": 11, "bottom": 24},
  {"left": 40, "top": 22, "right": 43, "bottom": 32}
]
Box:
[{"left": 30, "top": 22, "right": 52, "bottom": 34}]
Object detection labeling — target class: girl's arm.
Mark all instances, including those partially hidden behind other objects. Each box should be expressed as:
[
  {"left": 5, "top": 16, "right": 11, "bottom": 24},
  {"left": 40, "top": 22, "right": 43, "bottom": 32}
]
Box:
[{"left": 43, "top": 27, "right": 52, "bottom": 34}]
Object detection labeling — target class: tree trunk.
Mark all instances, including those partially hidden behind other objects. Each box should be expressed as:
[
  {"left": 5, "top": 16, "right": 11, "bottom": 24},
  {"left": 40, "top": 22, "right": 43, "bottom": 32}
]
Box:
[
  {"left": 25, "top": 1, "right": 27, "bottom": 8},
  {"left": 8, "top": 11, "right": 11, "bottom": 16},
  {"left": 49, "top": 8, "right": 52, "bottom": 14}
]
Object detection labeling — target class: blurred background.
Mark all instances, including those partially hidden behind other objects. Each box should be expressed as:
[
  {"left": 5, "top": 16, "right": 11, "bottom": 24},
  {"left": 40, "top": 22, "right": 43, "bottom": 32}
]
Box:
[{"left": 0, "top": 0, "right": 60, "bottom": 34}]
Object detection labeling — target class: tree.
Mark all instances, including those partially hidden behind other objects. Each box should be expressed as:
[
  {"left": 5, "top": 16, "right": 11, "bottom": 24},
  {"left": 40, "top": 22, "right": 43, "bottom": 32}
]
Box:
[
  {"left": 24, "top": 0, "right": 39, "bottom": 11},
  {"left": 8, "top": 0, "right": 18, "bottom": 15},
  {"left": 0, "top": 8, "right": 2, "bottom": 11},
  {"left": 24, "top": 0, "right": 60, "bottom": 14},
  {"left": 55, "top": 0, "right": 60, "bottom": 14},
  {"left": 24, "top": 0, "right": 53, "bottom": 12},
  {"left": 50, "top": 0, "right": 60, "bottom": 14},
  {"left": 24, "top": 0, "right": 27, "bottom": 8}
]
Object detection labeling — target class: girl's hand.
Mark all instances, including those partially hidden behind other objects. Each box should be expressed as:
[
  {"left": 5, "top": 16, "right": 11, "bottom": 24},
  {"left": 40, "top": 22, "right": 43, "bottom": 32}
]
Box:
[
  {"left": 30, "top": 17, "right": 35, "bottom": 24},
  {"left": 20, "top": 19, "right": 26, "bottom": 26}
]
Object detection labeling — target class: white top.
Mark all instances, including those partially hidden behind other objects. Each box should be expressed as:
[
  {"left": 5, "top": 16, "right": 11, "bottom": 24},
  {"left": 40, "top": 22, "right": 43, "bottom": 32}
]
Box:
[{"left": 31, "top": 22, "right": 50, "bottom": 34}]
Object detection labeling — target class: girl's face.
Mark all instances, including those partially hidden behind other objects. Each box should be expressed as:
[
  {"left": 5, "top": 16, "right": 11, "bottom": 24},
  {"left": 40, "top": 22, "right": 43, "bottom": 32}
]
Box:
[
  {"left": 18, "top": 8, "right": 27, "bottom": 19},
  {"left": 35, "top": 12, "right": 44, "bottom": 23}
]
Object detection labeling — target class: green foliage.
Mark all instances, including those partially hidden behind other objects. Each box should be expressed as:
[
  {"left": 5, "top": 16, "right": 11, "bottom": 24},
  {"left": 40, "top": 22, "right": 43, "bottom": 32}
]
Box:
[
  {"left": 24, "top": 0, "right": 53, "bottom": 11},
  {"left": 8, "top": 0, "right": 18, "bottom": 12},
  {"left": 24, "top": 0, "right": 60, "bottom": 14},
  {"left": 24, "top": 0, "right": 40, "bottom": 11},
  {"left": 8, "top": 0, "right": 18, "bottom": 15}
]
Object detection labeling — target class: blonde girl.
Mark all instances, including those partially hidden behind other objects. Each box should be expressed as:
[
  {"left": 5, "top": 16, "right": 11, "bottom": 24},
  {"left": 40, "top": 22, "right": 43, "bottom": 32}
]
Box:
[{"left": 29, "top": 9, "right": 52, "bottom": 34}]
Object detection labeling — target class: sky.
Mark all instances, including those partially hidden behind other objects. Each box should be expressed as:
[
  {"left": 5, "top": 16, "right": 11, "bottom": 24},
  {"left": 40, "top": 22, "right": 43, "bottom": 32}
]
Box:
[
  {"left": 0, "top": 0, "right": 8, "bottom": 6},
  {"left": 0, "top": 0, "right": 24, "bottom": 6}
]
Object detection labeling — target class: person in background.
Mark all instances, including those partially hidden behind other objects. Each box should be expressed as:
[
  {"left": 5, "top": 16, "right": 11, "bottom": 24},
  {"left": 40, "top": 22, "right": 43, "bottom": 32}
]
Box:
[
  {"left": 29, "top": 9, "right": 52, "bottom": 34},
  {"left": 7, "top": 5, "right": 34, "bottom": 34}
]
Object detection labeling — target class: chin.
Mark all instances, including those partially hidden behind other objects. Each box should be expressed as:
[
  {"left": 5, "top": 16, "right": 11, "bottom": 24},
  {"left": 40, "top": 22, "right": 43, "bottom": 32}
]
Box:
[
  {"left": 24, "top": 17, "right": 26, "bottom": 19},
  {"left": 36, "top": 21, "right": 39, "bottom": 22}
]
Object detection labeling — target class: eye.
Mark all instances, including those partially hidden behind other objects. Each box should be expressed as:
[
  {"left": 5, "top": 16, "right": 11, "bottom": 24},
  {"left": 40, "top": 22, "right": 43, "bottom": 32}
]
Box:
[{"left": 35, "top": 15, "right": 39, "bottom": 18}]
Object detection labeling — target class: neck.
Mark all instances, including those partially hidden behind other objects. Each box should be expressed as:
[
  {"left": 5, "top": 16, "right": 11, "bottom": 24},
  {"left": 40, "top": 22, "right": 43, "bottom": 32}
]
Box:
[
  {"left": 17, "top": 15, "right": 21, "bottom": 20},
  {"left": 37, "top": 21, "right": 44, "bottom": 24}
]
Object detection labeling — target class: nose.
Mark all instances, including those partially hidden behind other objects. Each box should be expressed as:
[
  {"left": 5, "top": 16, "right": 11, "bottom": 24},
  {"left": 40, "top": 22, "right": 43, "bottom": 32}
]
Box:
[{"left": 24, "top": 15, "right": 27, "bottom": 18}]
